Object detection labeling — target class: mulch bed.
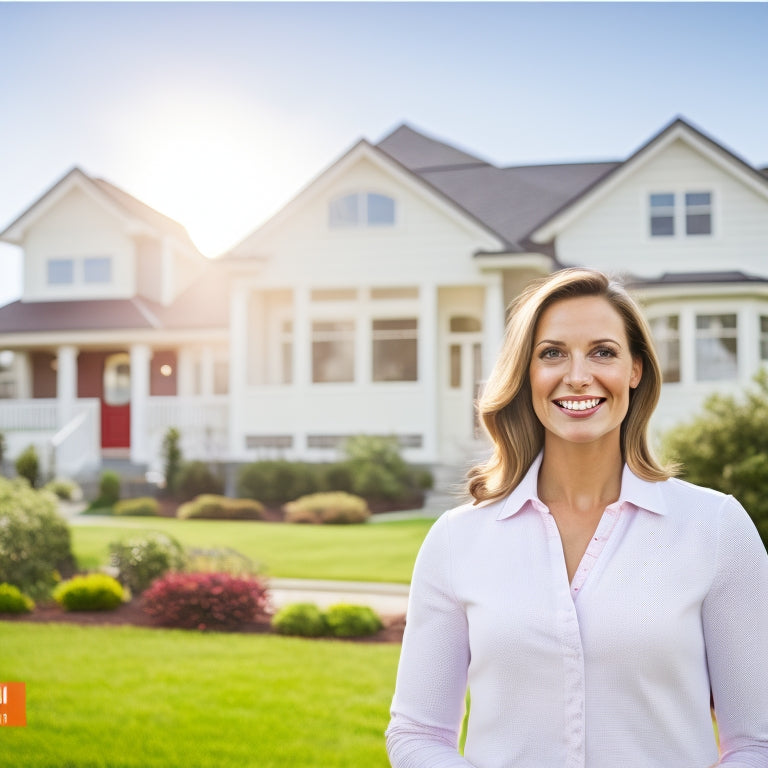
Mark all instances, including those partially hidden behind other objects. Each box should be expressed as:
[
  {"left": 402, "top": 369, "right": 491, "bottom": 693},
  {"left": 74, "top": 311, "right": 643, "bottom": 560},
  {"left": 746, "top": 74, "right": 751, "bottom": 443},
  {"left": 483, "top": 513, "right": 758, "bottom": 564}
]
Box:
[{"left": 1, "top": 600, "right": 406, "bottom": 643}]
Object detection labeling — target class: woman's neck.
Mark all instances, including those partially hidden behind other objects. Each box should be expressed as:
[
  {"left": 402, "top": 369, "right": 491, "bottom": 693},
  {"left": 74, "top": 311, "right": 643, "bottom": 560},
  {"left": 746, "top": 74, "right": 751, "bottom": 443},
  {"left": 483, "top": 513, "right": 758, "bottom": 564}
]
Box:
[{"left": 537, "top": 438, "right": 624, "bottom": 515}]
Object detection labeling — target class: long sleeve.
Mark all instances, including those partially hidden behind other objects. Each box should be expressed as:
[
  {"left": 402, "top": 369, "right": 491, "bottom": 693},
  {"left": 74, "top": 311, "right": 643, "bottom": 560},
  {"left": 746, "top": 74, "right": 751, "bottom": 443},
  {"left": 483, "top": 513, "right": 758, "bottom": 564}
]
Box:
[
  {"left": 386, "top": 513, "right": 475, "bottom": 768},
  {"left": 703, "top": 496, "right": 768, "bottom": 767}
]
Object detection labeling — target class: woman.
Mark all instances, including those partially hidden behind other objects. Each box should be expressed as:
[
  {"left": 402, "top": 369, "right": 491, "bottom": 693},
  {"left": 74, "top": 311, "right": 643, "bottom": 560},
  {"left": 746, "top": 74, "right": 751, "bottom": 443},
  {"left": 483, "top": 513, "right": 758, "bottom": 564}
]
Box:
[{"left": 386, "top": 268, "right": 768, "bottom": 768}]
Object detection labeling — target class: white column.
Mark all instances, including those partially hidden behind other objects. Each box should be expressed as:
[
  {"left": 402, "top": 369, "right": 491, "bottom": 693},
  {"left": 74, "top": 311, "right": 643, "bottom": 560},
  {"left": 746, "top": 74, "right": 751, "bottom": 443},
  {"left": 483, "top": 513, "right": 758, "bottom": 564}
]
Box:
[
  {"left": 129, "top": 344, "right": 151, "bottom": 464},
  {"left": 201, "top": 345, "right": 215, "bottom": 396},
  {"left": 482, "top": 273, "right": 505, "bottom": 378},
  {"left": 680, "top": 307, "right": 697, "bottom": 386},
  {"left": 419, "top": 282, "right": 438, "bottom": 462},
  {"left": 228, "top": 285, "right": 249, "bottom": 459},
  {"left": 56, "top": 345, "right": 78, "bottom": 427},
  {"left": 293, "top": 285, "right": 310, "bottom": 388}
]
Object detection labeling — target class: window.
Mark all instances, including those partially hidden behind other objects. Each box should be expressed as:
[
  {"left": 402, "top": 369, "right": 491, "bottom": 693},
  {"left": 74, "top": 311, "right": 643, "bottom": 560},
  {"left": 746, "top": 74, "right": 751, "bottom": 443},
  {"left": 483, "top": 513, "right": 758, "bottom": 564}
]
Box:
[
  {"left": 760, "top": 316, "right": 768, "bottom": 362},
  {"left": 685, "top": 192, "right": 712, "bottom": 235},
  {"left": 649, "top": 194, "right": 675, "bottom": 237},
  {"left": 312, "top": 320, "right": 354, "bottom": 383},
  {"left": 650, "top": 315, "right": 681, "bottom": 383},
  {"left": 371, "top": 287, "right": 419, "bottom": 300},
  {"left": 47, "top": 258, "right": 74, "bottom": 284},
  {"left": 329, "top": 192, "right": 395, "bottom": 227},
  {"left": 84, "top": 256, "right": 112, "bottom": 283},
  {"left": 695, "top": 314, "right": 738, "bottom": 381},
  {"left": 280, "top": 320, "right": 293, "bottom": 385},
  {"left": 372, "top": 318, "right": 418, "bottom": 382}
]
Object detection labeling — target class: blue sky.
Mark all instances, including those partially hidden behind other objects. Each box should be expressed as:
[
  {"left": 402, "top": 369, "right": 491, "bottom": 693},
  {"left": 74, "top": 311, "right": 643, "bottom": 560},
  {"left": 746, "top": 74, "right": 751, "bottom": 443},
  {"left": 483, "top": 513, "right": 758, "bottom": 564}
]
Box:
[{"left": 1, "top": 1, "right": 766, "bottom": 306}]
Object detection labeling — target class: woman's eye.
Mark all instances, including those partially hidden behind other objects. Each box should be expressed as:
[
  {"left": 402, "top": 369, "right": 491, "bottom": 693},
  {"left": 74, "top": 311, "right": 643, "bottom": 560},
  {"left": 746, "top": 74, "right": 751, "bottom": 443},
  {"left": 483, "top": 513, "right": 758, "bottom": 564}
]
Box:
[
  {"left": 593, "top": 347, "right": 616, "bottom": 359},
  {"left": 540, "top": 348, "right": 563, "bottom": 359}
]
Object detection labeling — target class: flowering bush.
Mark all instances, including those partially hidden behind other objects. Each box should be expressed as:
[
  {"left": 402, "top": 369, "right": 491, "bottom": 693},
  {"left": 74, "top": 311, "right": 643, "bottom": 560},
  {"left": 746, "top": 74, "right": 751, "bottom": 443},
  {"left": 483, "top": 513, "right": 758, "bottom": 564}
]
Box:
[{"left": 142, "top": 572, "right": 271, "bottom": 631}]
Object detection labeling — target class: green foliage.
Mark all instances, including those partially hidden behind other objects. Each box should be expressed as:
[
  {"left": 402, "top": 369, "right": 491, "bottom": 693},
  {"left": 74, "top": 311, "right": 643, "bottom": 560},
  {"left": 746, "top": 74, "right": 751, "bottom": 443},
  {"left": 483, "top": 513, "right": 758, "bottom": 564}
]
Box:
[
  {"left": 43, "top": 477, "right": 83, "bottom": 501},
  {"left": 0, "top": 582, "right": 34, "bottom": 613},
  {"left": 90, "top": 469, "right": 121, "bottom": 509},
  {"left": 0, "top": 477, "right": 75, "bottom": 599},
  {"left": 236, "top": 460, "right": 321, "bottom": 507},
  {"left": 184, "top": 546, "right": 260, "bottom": 576},
  {"left": 15, "top": 444, "right": 41, "bottom": 488},
  {"left": 54, "top": 573, "right": 125, "bottom": 611},
  {"left": 177, "top": 494, "right": 265, "bottom": 520},
  {"left": 283, "top": 491, "right": 370, "bottom": 524},
  {"left": 271, "top": 602, "right": 329, "bottom": 637},
  {"left": 325, "top": 603, "right": 383, "bottom": 638},
  {"left": 162, "top": 427, "right": 183, "bottom": 497},
  {"left": 174, "top": 460, "right": 225, "bottom": 502},
  {"left": 113, "top": 496, "right": 160, "bottom": 517},
  {"left": 109, "top": 532, "right": 187, "bottom": 594},
  {"left": 662, "top": 369, "right": 768, "bottom": 548},
  {"left": 0, "top": 431, "right": 6, "bottom": 471}
]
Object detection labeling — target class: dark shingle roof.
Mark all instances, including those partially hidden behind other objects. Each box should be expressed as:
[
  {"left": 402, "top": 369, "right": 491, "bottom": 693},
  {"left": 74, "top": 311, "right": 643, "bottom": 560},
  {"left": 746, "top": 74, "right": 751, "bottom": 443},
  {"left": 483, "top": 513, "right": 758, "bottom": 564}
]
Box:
[{"left": 627, "top": 271, "right": 768, "bottom": 287}]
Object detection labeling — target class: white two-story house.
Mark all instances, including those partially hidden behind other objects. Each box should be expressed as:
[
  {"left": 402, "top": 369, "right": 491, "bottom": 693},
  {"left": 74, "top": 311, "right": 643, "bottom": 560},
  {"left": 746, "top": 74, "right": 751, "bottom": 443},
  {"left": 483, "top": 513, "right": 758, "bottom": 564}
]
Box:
[{"left": 1, "top": 116, "right": 766, "bottom": 481}]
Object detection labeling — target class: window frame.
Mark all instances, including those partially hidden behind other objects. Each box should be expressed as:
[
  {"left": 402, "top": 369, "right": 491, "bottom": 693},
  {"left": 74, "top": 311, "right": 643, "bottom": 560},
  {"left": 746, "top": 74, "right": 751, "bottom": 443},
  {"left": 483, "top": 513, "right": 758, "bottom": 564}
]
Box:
[
  {"left": 328, "top": 191, "right": 396, "bottom": 228},
  {"left": 694, "top": 312, "right": 739, "bottom": 382},
  {"left": 371, "top": 317, "right": 418, "bottom": 382},
  {"left": 647, "top": 189, "right": 714, "bottom": 239}
]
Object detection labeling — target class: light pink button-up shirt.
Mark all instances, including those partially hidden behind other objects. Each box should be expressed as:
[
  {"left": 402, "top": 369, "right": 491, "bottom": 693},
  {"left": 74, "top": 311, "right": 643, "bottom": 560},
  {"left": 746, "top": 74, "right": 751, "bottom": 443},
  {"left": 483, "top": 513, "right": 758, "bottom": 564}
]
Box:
[{"left": 386, "top": 453, "right": 768, "bottom": 768}]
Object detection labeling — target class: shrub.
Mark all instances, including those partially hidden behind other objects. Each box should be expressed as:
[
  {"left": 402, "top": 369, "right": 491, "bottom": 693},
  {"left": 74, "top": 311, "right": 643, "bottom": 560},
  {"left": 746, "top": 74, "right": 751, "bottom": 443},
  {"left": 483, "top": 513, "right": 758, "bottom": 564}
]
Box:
[
  {"left": 177, "top": 494, "right": 265, "bottom": 521},
  {"left": 236, "top": 460, "right": 321, "bottom": 507},
  {"left": 662, "top": 370, "right": 768, "bottom": 549},
  {"left": 54, "top": 574, "right": 125, "bottom": 611},
  {"left": 283, "top": 491, "right": 370, "bottom": 524},
  {"left": 0, "top": 583, "right": 34, "bottom": 614},
  {"left": 321, "top": 463, "right": 355, "bottom": 493},
  {"left": 142, "top": 572, "right": 271, "bottom": 630},
  {"left": 15, "top": 444, "right": 41, "bottom": 488},
  {"left": 89, "top": 470, "right": 121, "bottom": 510},
  {"left": 271, "top": 602, "right": 328, "bottom": 637},
  {"left": 109, "top": 532, "right": 187, "bottom": 594},
  {"left": 43, "top": 477, "right": 83, "bottom": 502},
  {"left": 174, "top": 461, "right": 225, "bottom": 503},
  {"left": 162, "top": 427, "right": 183, "bottom": 497},
  {"left": 325, "top": 603, "right": 383, "bottom": 638},
  {"left": 113, "top": 496, "right": 160, "bottom": 517},
  {"left": 0, "top": 477, "right": 75, "bottom": 600},
  {"left": 185, "top": 547, "right": 260, "bottom": 577}
]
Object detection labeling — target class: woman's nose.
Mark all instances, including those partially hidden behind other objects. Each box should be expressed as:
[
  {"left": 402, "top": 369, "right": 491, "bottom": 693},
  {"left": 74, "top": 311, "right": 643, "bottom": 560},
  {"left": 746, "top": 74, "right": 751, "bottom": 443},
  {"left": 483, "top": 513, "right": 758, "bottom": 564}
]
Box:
[{"left": 563, "top": 357, "right": 592, "bottom": 388}]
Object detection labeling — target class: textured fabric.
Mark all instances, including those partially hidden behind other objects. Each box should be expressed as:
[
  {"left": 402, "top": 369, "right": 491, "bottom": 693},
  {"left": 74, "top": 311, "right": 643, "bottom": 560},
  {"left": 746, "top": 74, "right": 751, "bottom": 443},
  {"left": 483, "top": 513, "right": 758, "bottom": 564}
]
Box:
[{"left": 386, "top": 453, "right": 768, "bottom": 768}]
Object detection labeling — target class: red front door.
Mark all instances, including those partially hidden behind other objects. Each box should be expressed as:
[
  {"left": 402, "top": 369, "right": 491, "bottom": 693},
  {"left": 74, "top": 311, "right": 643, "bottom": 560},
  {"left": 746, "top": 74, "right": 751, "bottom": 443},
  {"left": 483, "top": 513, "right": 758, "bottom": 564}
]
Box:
[{"left": 101, "top": 353, "right": 131, "bottom": 448}]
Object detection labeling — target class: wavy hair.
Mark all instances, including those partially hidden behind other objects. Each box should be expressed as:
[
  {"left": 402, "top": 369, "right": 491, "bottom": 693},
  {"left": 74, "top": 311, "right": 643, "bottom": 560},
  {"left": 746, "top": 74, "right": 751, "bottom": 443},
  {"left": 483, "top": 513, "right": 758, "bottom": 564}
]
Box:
[{"left": 467, "top": 268, "right": 676, "bottom": 504}]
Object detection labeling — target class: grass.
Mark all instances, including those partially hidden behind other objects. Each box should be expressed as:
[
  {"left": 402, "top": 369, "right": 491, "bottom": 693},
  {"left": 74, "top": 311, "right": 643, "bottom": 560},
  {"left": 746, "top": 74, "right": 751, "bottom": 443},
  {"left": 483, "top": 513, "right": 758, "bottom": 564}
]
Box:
[
  {"left": 70, "top": 516, "right": 435, "bottom": 583},
  {"left": 2, "top": 622, "right": 401, "bottom": 768}
]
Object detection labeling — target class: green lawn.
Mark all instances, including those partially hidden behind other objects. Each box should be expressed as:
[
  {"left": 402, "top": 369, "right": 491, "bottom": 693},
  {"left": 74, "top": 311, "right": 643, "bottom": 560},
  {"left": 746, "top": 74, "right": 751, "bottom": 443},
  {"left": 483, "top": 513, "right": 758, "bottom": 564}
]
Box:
[
  {"left": 2, "top": 622, "right": 400, "bottom": 768},
  {"left": 70, "top": 516, "right": 434, "bottom": 583}
]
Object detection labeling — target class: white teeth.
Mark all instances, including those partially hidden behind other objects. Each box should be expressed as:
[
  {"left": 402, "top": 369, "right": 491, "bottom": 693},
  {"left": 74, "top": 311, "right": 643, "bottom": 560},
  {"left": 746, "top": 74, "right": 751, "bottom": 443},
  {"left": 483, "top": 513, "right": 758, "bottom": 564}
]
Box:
[{"left": 556, "top": 398, "right": 601, "bottom": 411}]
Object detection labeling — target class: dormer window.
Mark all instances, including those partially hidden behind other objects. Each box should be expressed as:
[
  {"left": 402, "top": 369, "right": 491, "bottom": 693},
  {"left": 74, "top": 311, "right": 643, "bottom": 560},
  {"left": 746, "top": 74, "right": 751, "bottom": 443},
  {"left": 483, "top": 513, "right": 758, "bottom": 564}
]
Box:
[
  {"left": 47, "top": 258, "right": 74, "bottom": 284},
  {"left": 329, "top": 192, "right": 395, "bottom": 227},
  {"left": 84, "top": 256, "right": 112, "bottom": 283},
  {"left": 649, "top": 191, "right": 713, "bottom": 238}
]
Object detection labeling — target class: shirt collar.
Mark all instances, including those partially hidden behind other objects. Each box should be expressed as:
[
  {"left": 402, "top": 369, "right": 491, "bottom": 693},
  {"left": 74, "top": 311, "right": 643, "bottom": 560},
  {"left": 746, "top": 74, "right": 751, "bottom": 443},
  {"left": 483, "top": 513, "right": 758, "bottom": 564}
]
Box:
[{"left": 496, "top": 452, "right": 668, "bottom": 520}]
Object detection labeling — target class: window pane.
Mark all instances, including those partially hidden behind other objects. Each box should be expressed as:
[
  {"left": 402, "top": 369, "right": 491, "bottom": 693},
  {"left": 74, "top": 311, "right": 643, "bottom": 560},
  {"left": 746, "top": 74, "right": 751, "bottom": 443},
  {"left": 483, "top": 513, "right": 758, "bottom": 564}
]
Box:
[
  {"left": 367, "top": 193, "right": 395, "bottom": 225},
  {"left": 372, "top": 318, "right": 417, "bottom": 382},
  {"left": 47, "top": 258, "right": 74, "bottom": 284},
  {"left": 312, "top": 321, "right": 354, "bottom": 382},
  {"left": 649, "top": 193, "right": 675, "bottom": 237},
  {"left": 650, "top": 193, "right": 675, "bottom": 208},
  {"left": 213, "top": 361, "right": 229, "bottom": 395},
  {"left": 329, "top": 194, "right": 359, "bottom": 227},
  {"left": 449, "top": 344, "right": 461, "bottom": 388},
  {"left": 84, "top": 256, "right": 112, "bottom": 283},
  {"left": 686, "top": 214, "right": 711, "bottom": 235},
  {"left": 371, "top": 287, "right": 419, "bottom": 300},
  {"left": 450, "top": 315, "right": 482, "bottom": 333},
  {"left": 760, "top": 316, "right": 768, "bottom": 362},
  {"left": 695, "top": 314, "right": 738, "bottom": 381},
  {"left": 685, "top": 192, "right": 711, "bottom": 207},
  {"left": 650, "top": 315, "right": 681, "bottom": 383},
  {"left": 685, "top": 191, "right": 712, "bottom": 236}
]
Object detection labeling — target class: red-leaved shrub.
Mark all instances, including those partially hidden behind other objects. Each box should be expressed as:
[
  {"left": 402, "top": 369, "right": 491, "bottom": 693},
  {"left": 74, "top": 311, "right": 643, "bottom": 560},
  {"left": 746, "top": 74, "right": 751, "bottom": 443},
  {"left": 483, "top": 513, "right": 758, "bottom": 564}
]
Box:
[{"left": 142, "top": 572, "right": 271, "bottom": 630}]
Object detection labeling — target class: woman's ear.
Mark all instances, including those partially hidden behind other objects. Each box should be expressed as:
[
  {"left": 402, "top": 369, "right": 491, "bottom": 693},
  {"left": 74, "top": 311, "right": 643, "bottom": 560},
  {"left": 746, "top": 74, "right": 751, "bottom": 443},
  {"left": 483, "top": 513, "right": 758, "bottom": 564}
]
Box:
[{"left": 630, "top": 356, "right": 643, "bottom": 389}]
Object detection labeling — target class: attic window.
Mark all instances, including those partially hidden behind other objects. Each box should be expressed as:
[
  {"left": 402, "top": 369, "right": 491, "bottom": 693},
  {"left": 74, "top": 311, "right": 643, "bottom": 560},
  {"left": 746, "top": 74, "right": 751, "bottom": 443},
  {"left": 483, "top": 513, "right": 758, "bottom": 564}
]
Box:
[
  {"left": 329, "top": 193, "right": 395, "bottom": 227},
  {"left": 84, "top": 256, "right": 112, "bottom": 283},
  {"left": 47, "top": 258, "right": 74, "bottom": 285}
]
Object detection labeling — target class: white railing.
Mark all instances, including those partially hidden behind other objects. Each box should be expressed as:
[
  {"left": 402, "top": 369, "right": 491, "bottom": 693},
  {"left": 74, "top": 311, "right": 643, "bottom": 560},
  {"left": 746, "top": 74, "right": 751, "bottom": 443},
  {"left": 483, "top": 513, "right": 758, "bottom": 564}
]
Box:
[
  {"left": 145, "top": 396, "right": 229, "bottom": 471},
  {"left": 0, "top": 399, "right": 58, "bottom": 431},
  {"left": 49, "top": 401, "right": 100, "bottom": 478}
]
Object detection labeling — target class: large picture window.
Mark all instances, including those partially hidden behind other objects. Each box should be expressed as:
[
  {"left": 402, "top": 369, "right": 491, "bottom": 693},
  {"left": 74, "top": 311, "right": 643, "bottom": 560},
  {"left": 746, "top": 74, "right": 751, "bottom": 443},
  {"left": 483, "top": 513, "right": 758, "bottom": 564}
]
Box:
[
  {"left": 650, "top": 315, "right": 681, "bottom": 383},
  {"left": 312, "top": 320, "right": 355, "bottom": 383},
  {"left": 372, "top": 318, "right": 418, "bottom": 382},
  {"left": 695, "top": 314, "right": 738, "bottom": 381}
]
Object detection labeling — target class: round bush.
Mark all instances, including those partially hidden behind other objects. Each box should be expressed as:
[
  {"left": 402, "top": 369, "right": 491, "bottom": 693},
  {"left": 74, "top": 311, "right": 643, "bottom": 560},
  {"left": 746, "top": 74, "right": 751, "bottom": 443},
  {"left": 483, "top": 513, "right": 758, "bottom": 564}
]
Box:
[
  {"left": 0, "top": 477, "right": 75, "bottom": 600},
  {"left": 283, "top": 491, "right": 370, "bottom": 524},
  {"left": 174, "top": 461, "right": 225, "bottom": 503},
  {"left": 325, "top": 603, "right": 383, "bottom": 638},
  {"left": 236, "top": 460, "right": 321, "bottom": 507},
  {"left": 15, "top": 444, "right": 41, "bottom": 488},
  {"left": 54, "top": 574, "right": 125, "bottom": 611},
  {"left": 142, "top": 572, "right": 271, "bottom": 630},
  {"left": 0, "top": 583, "right": 34, "bottom": 614},
  {"left": 109, "top": 532, "right": 187, "bottom": 594},
  {"left": 113, "top": 496, "right": 160, "bottom": 517},
  {"left": 177, "top": 494, "right": 265, "bottom": 520},
  {"left": 271, "top": 603, "right": 328, "bottom": 637},
  {"left": 43, "top": 477, "right": 83, "bottom": 502}
]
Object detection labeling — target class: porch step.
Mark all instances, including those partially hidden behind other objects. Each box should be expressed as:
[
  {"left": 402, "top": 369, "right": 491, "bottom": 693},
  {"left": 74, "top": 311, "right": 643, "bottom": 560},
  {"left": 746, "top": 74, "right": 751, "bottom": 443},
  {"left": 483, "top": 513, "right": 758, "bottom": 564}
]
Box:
[{"left": 76, "top": 456, "right": 157, "bottom": 502}]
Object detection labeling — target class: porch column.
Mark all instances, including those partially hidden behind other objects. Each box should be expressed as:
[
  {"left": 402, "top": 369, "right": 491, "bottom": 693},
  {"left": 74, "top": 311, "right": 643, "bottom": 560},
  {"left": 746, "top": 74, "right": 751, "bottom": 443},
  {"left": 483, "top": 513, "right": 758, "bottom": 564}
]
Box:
[
  {"left": 200, "top": 345, "right": 215, "bottom": 396},
  {"left": 419, "top": 282, "right": 439, "bottom": 462},
  {"left": 130, "top": 344, "right": 151, "bottom": 465},
  {"left": 56, "top": 345, "right": 78, "bottom": 427},
  {"left": 228, "top": 285, "right": 248, "bottom": 459},
  {"left": 482, "top": 273, "right": 505, "bottom": 379},
  {"left": 293, "top": 285, "right": 310, "bottom": 388}
]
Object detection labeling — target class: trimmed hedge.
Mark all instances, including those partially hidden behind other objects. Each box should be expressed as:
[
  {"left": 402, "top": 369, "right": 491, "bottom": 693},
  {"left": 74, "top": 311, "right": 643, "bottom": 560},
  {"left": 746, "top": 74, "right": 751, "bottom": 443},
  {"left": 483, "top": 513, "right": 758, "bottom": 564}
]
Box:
[
  {"left": 283, "top": 491, "right": 370, "bottom": 524},
  {"left": 174, "top": 461, "right": 225, "bottom": 502},
  {"left": 177, "top": 494, "right": 266, "bottom": 521},
  {"left": 271, "top": 602, "right": 328, "bottom": 637},
  {"left": 0, "top": 583, "right": 34, "bottom": 614},
  {"left": 325, "top": 603, "right": 382, "bottom": 637},
  {"left": 271, "top": 602, "right": 383, "bottom": 638},
  {"left": 54, "top": 574, "right": 125, "bottom": 611},
  {"left": 113, "top": 496, "right": 160, "bottom": 517},
  {"left": 142, "top": 572, "right": 271, "bottom": 630}
]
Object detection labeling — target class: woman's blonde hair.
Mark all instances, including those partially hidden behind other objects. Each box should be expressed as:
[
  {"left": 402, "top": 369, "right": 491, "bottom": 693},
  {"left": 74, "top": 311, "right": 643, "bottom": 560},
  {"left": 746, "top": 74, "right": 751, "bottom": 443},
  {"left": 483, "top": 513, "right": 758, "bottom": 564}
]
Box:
[{"left": 467, "top": 267, "right": 676, "bottom": 503}]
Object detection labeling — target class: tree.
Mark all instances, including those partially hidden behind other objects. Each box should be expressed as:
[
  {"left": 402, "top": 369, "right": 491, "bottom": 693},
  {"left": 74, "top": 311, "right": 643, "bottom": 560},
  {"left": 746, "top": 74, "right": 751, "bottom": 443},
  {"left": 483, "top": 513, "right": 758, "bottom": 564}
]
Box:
[
  {"left": 662, "top": 369, "right": 768, "bottom": 549},
  {"left": 161, "top": 427, "right": 183, "bottom": 497}
]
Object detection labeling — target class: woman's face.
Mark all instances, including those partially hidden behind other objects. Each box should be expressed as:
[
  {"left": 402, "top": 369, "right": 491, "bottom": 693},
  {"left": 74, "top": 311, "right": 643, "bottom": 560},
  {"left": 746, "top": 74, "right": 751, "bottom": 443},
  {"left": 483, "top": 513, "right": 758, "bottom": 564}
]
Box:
[{"left": 528, "top": 295, "right": 642, "bottom": 450}]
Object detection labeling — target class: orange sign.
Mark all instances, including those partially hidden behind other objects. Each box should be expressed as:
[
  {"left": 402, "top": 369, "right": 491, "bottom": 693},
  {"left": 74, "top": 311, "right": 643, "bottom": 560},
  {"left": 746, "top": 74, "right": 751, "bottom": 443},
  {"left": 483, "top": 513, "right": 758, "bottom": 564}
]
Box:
[{"left": 0, "top": 682, "right": 27, "bottom": 726}]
